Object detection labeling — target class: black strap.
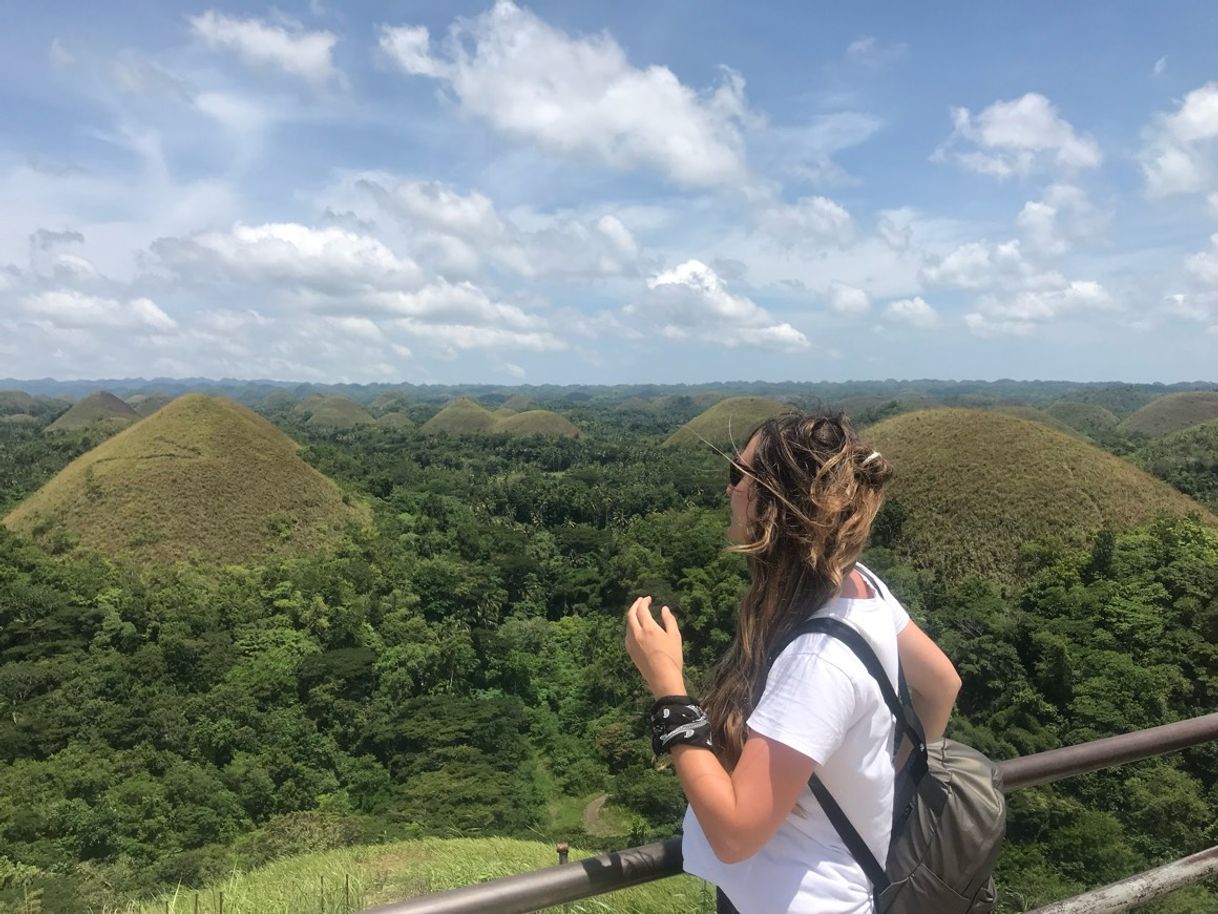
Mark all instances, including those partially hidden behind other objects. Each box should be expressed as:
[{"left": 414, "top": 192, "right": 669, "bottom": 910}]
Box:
[{"left": 767, "top": 611, "right": 931, "bottom": 898}]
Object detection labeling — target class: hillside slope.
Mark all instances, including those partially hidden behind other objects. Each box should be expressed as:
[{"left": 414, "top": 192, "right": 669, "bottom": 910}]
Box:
[
  {"left": 4, "top": 394, "right": 368, "bottom": 564},
  {"left": 865, "top": 409, "right": 1217, "bottom": 580},
  {"left": 46, "top": 390, "right": 139, "bottom": 432},
  {"left": 1120, "top": 391, "right": 1218, "bottom": 436},
  {"left": 663, "top": 396, "right": 793, "bottom": 447}
]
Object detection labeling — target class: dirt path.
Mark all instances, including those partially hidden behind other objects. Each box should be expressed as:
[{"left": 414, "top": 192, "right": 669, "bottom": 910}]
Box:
[{"left": 582, "top": 793, "right": 608, "bottom": 834}]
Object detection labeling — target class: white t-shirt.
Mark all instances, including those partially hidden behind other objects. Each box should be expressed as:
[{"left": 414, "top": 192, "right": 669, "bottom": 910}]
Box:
[{"left": 681, "top": 564, "right": 910, "bottom": 914}]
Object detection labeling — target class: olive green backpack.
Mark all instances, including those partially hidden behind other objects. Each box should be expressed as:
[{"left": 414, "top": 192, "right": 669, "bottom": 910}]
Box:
[{"left": 770, "top": 615, "right": 1006, "bottom": 913}]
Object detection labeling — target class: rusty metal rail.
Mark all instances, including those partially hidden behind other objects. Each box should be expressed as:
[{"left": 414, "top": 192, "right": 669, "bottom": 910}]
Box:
[{"left": 361, "top": 712, "right": 1218, "bottom": 914}]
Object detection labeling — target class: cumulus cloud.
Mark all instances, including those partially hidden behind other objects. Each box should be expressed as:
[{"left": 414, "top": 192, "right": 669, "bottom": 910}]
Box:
[
  {"left": 1140, "top": 82, "right": 1218, "bottom": 199},
  {"left": 20, "top": 290, "right": 176, "bottom": 332},
  {"left": 623, "top": 259, "right": 808, "bottom": 350},
  {"left": 152, "top": 223, "right": 423, "bottom": 294},
  {"left": 964, "top": 278, "right": 1113, "bottom": 336},
  {"left": 757, "top": 195, "right": 853, "bottom": 247},
  {"left": 341, "top": 172, "right": 644, "bottom": 278},
  {"left": 1187, "top": 234, "right": 1218, "bottom": 285},
  {"left": 189, "top": 11, "right": 338, "bottom": 84},
  {"left": 827, "top": 281, "right": 871, "bottom": 315},
  {"left": 934, "top": 93, "right": 1101, "bottom": 178},
  {"left": 885, "top": 296, "right": 938, "bottom": 328},
  {"left": 921, "top": 239, "right": 1029, "bottom": 288},
  {"left": 379, "top": 1, "right": 751, "bottom": 187},
  {"left": 1016, "top": 184, "right": 1107, "bottom": 255},
  {"left": 844, "top": 35, "right": 906, "bottom": 68}
]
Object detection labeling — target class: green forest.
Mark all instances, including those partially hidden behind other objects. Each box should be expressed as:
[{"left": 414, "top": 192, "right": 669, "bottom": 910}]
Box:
[{"left": 1, "top": 382, "right": 1217, "bottom": 913}]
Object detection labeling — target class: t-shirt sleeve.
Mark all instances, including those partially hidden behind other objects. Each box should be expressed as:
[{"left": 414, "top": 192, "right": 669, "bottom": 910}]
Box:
[
  {"left": 745, "top": 637, "right": 859, "bottom": 766},
  {"left": 889, "top": 597, "right": 911, "bottom": 634}
]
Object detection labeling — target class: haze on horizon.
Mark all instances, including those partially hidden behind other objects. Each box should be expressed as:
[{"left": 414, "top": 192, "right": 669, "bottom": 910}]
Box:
[{"left": 2, "top": 1, "right": 1217, "bottom": 386}]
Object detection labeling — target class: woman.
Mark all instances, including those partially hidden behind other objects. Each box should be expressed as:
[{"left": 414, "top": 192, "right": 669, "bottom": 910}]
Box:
[{"left": 625, "top": 412, "right": 961, "bottom": 914}]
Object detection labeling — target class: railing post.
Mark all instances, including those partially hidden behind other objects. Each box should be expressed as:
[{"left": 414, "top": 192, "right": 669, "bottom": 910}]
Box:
[{"left": 556, "top": 842, "right": 569, "bottom": 865}]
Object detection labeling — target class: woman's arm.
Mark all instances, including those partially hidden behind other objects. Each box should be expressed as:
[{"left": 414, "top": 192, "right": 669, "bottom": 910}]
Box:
[
  {"left": 896, "top": 620, "right": 961, "bottom": 741},
  {"left": 624, "top": 595, "right": 815, "bottom": 864},
  {"left": 670, "top": 734, "right": 814, "bottom": 864}
]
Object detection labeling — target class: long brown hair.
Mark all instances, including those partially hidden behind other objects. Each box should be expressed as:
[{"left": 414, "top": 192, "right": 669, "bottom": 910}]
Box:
[{"left": 701, "top": 411, "right": 894, "bottom": 771}]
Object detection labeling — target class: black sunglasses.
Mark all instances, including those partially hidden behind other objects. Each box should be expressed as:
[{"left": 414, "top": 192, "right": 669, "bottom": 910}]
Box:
[{"left": 728, "top": 456, "right": 745, "bottom": 488}]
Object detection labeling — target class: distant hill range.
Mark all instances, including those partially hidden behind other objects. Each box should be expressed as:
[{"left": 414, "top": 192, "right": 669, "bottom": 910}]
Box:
[
  {"left": 1120, "top": 391, "right": 1218, "bottom": 437},
  {"left": 3, "top": 394, "right": 368, "bottom": 565},
  {"left": 864, "top": 409, "right": 1218, "bottom": 581},
  {"left": 422, "top": 398, "right": 579, "bottom": 437},
  {"left": 663, "top": 396, "right": 794, "bottom": 447}
]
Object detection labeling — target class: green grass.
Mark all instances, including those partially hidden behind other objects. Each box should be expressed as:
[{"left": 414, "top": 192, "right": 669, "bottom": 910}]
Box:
[
  {"left": 4, "top": 393, "right": 369, "bottom": 565},
  {"left": 421, "top": 398, "right": 499, "bottom": 434},
  {"left": 496, "top": 410, "right": 581, "bottom": 438},
  {"left": 1119, "top": 391, "right": 1218, "bottom": 436},
  {"left": 1045, "top": 400, "right": 1120, "bottom": 437},
  {"left": 304, "top": 396, "right": 376, "bottom": 429},
  {"left": 865, "top": 408, "right": 1218, "bottom": 581},
  {"left": 663, "top": 397, "right": 794, "bottom": 447},
  {"left": 992, "top": 405, "right": 1088, "bottom": 439},
  {"left": 375, "top": 411, "right": 415, "bottom": 428},
  {"left": 46, "top": 390, "right": 140, "bottom": 432},
  {"left": 119, "top": 837, "right": 715, "bottom": 914},
  {"left": 0, "top": 389, "right": 36, "bottom": 414}
]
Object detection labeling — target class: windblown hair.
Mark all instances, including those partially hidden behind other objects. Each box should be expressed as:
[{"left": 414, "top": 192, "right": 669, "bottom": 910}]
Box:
[{"left": 700, "top": 411, "right": 894, "bottom": 771}]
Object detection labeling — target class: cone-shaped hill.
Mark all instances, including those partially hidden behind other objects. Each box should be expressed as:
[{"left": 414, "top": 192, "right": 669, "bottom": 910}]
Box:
[
  {"left": 1120, "top": 391, "right": 1218, "bottom": 437},
  {"left": 663, "top": 396, "right": 794, "bottom": 447},
  {"left": 304, "top": 396, "right": 375, "bottom": 429},
  {"left": 130, "top": 393, "right": 174, "bottom": 417},
  {"left": 992, "top": 405, "right": 1087, "bottom": 439},
  {"left": 421, "top": 398, "right": 498, "bottom": 434},
  {"left": 864, "top": 409, "right": 1218, "bottom": 582},
  {"left": 4, "top": 394, "right": 368, "bottom": 565},
  {"left": 0, "top": 390, "right": 36, "bottom": 414},
  {"left": 46, "top": 391, "right": 140, "bottom": 433},
  {"left": 495, "top": 410, "right": 580, "bottom": 438},
  {"left": 1045, "top": 400, "right": 1121, "bottom": 437}
]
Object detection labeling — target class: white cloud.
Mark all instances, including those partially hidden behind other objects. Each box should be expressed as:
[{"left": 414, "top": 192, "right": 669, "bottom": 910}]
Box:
[
  {"left": 153, "top": 223, "right": 422, "bottom": 294},
  {"left": 844, "top": 36, "right": 905, "bottom": 68},
  {"left": 964, "top": 278, "right": 1113, "bottom": 336},
  {"left": 1016, "top": 184, "right": 1107, "bottom": 255},
  {"left": 757, "top": 113, "right": 882, "bottom": 186},
  {"left": 1153, "top": 56, "right": 1168, "bottom": 77},
  {"left": 341, "top": 172, "right": 644, "bottom": 278},
  {"left": 935, "top": 93, "right": 1101, "bottom": 178},
  {"left": 20, "top": 290, "right": 176, "bottom": 332},
  {"left": 391, "top": 319, "right": 564, "bottom": 354},
  {"left": 1141, "top": 83, "right": 1218, "bottom": 199},
  {"left": 877, "top": 208, "right": 914, "bottom": 251},
  {"left": 189, "top": 11, "right": 338, "bottom": 84},
  {"left": 885, "top": 296, "right": 938, "bottom": 328},
  {"left": 624, "top": 259, "right": 808, "bottom": 351},
  {"left": 1187, "top": 234, "right": 1218, "bottom": 285},
  {"left": 827, "top": 281, "right": 870, "bottom": 315},
  {"left": 921, "top": 239, "right": 1029, "bottom": 288},
  {"left": 758, "top": 195, "right": 853, "bottom": 247},
  {"left": 379, "top": 1, "right": 751, "bottom": 187}
]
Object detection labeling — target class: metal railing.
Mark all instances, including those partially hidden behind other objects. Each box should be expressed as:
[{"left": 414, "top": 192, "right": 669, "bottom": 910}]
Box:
[{"left": 362, "top": 712, "right": 1218, "bottom": 914}]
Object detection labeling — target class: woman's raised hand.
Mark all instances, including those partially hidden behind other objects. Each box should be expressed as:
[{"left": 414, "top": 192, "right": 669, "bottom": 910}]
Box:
[{"left": 624, "top": 595, "right": 687, "bottom": 699}]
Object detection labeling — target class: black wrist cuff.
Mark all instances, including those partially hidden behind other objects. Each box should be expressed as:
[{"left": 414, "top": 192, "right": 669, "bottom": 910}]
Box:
[{"left": 649, "top": 697, "right": 713, "bottom": 756}]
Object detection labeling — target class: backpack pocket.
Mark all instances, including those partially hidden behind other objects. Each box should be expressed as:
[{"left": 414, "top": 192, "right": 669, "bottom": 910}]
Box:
[{"left": 881, "top": 862, "right": 973, "bottom": 914}]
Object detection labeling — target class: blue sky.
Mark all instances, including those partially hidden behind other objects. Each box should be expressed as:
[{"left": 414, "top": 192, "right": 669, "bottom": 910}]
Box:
[{"left": 2, "top": 1, "right": 1217, "bottom": 384}]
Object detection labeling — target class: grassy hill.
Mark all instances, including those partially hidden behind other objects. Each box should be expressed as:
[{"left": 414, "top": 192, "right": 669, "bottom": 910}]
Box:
[
  {"left": 304, "top": 396, "right": 376, "bottom": 430},
  {"left": 0, "top": 389, "right": 36, "bottom": 414},
  {"left": 663, "top": 396, "right": 793, "bottom": 447},
  {"left": 4, "top": 394, "right": 368, "bottom": 565},
  {"left": 129, "top": 393, "right": 174, "bottom": 417},
  {"left": 1120, "top": 391, "right": 1218, "bottom": 437},
  {"left": 993, "top": 405, "right": 1087, "bottom": 439},
  {"left": 120, "top": 837, "right": 712, "bottom": 914},
  {"left": 46, "top": 390, "right": 140, "bottom": 433},
  {"left": 1045, "top": 400, "right": 1121, "bottom": 437},
  {"left": 1131, "top": 419, "right": 1218, "bottom": 513},
  {"left": 375, "top": 411, "right": 415, "bottom": 428},
  {"left": 495, "top": 410, "right": 580, "bottom": 438},
  {"left": 864, "top": 409, "right": 1217, "bottom": 581},
  {"left": 421, "top": 398, "right": 498, "bottom": 434}
]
